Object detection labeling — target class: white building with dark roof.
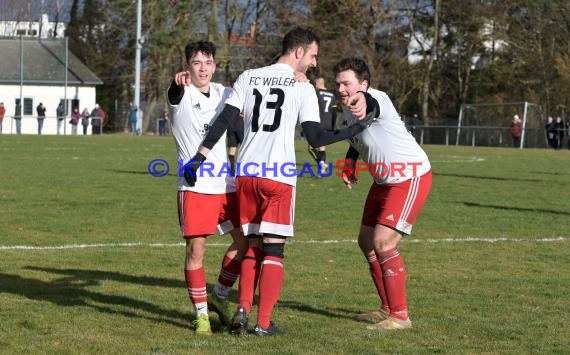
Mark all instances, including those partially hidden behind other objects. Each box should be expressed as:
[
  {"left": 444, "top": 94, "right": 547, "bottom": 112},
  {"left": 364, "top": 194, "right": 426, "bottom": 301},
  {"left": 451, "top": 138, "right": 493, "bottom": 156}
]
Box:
[{"left": 0, "top": 38, "right": 103, "bottom": 135}]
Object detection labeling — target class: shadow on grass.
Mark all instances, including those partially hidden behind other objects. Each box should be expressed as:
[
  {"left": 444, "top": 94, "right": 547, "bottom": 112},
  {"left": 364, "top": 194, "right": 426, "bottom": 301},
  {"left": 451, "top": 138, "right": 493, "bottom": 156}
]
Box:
[
  {"left": 529, "top": 170, "right": 570, "bottom": 176},
  {"left": 108, "top": 169, "right": 178, "bottom": 177},
  {"left": 11, "top": 267, "right": 357, "bottom": 327},
  {"left": 278, "top": 300, "right": 358, "bottom": 321},
  {"left": 0, "top": 268, "right": 198, "bottom": 329},
  {"left": 463, "top": 202, "right": 570, "bottom": 216},
  {"left": 25, "top": 266, "right": 183, "bottom": 288},
  {"left": 435, "top": 172, "right": 541, "bottom": 182}
]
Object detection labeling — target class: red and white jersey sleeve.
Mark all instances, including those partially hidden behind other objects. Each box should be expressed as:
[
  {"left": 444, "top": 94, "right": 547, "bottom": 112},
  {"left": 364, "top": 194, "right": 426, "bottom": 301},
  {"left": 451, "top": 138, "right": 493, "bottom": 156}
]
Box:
[
  {"left": 342, "top": 88, "right": 431, "bottom": 184},
  {"left": 225, "top": 63, "right": 320, "bottom": 186},
  {"left": 169, "top": 82, "right": 236, "bottom": 193}
]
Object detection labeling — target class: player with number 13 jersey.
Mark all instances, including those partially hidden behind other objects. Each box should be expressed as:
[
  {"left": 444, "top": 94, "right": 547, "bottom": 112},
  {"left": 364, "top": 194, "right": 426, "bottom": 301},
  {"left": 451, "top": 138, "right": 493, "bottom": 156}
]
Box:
[{"left": 226, "top": 64, "right": 319, "bottom": 186}]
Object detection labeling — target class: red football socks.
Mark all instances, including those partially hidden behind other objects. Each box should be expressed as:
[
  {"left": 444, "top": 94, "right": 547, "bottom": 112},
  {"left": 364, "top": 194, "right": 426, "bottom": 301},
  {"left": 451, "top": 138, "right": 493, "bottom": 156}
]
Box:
[
  {"left": 184, "top": 267, "right": 207, "bottom": 304},
  {"left": 366, "top": 252, "right": 389, "bottom": 311},
  {"left": 378, "top": 248, "right": 408, "bottom": 320},
  {"left": 257, "top": 256, "right": 284, "bottom": 329},
  {"left": 218, "top": 255, "right": 241, "bottom": 288},
  {"left": 238, "top": 246, "right": 263, "bottom": 314}
]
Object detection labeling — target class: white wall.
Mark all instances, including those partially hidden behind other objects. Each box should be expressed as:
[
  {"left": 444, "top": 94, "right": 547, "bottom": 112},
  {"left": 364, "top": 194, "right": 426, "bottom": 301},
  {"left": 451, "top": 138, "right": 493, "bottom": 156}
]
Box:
[{"left": 0, "top": 84, "right": 98, "bottom": 135}]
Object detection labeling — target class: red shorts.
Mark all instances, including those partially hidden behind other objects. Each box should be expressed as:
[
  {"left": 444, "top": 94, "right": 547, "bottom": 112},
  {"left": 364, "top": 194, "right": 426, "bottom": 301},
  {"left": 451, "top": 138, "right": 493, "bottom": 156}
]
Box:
[
  {"left": 236, "top": 176, "right": 295, "bottom": 237},
  {"left": 177, "top": 191, "right": 239, "bottom": 238},
  {"left": 362, "top": 170, "right": 432, "bottom": 235}
]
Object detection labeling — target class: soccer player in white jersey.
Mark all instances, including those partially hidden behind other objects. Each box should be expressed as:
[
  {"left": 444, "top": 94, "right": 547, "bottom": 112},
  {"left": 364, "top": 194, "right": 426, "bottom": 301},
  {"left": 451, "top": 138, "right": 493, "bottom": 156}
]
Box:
[
  {"left": 167, "top": 41, "right": 247, "bottom": 335},
  {"left": 334, "top": 57, "right": 432, "bottom": 331},
  {"left": 183, "top": 27, "right": 369, "bottom": 336}
]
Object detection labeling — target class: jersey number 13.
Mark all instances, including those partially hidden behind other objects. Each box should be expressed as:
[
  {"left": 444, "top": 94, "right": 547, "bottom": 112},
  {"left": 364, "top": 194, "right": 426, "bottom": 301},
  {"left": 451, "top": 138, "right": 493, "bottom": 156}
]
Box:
[{"left": 252, "top": 88, "right": 284, "bottom": 132}]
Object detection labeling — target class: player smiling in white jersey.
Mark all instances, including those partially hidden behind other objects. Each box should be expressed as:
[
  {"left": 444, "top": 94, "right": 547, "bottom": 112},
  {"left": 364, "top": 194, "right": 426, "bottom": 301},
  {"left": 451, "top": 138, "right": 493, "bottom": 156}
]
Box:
[
  {"left": 167, "top": 41, "right": 247, "bottom": 335},
  {"left": 334, "top": 57, "right": 432, "bottom": 331}
]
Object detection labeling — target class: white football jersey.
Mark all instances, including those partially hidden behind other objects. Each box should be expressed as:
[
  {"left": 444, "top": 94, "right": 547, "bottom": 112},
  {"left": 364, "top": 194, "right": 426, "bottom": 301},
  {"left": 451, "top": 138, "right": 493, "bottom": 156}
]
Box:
[
  {"left": 169, "top": 82, "right": 236, "bottom": 193},
  {"left": 225, "top": 63, "right": 320, "bottom": 186},
  {"left": 342, "top": 88, "right": 431, "bottom": 184}
]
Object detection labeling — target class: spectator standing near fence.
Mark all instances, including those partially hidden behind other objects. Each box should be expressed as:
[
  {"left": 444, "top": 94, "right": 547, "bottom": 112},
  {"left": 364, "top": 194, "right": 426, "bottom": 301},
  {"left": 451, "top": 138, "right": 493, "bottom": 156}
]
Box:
[
  {"left": 14, "top": 102, "right": 22, "bottom": 134},
  {"left": 56, "top": 102, "right": 65, "bottom": 135},
  {"left": 0, "top": 102, "right": 5, "bottom": 134},
  {"left": 36, "top": 103, "right": 46, "bottom": 135},
  {"left": 555, "top": 116, "right": 564, "bottom": 149},
  {"left": 566, "top": 117, "right": 570, "bottom": 150},
  {"left": 510, "top": 114, "right": 522, "bottom": 148},
  {"left": 70, "top": 108, "right": 81, "bottom": 135},
  {"left": 128, "top": 103, "right": 138, "bottom": 135},
  {"left": 91, "top": 104, "right": 103, "bottom": 135},
  {"left": 81, "top": 108, "right": 90, "bottom": 135},
  {"left": 545, "top": 116, "right": 557, "bottom": 149}
]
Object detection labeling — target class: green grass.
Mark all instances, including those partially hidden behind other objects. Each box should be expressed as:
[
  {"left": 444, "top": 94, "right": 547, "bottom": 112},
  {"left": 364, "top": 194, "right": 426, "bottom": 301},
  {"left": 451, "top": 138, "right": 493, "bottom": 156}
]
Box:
[{"left": 0, "top": 135, "right": 568, "bottom": 354}]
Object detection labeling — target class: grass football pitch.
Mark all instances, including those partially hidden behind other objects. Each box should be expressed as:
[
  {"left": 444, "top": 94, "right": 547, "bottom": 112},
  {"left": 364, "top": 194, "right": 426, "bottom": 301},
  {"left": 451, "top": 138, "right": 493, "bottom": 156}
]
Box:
[{"left": 0, "top": 135, "right": 568, "bottom": 354}]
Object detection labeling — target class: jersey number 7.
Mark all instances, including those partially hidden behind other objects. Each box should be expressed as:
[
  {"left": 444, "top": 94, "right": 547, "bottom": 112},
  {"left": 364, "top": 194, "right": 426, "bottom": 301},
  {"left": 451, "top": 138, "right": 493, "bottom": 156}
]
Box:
[{"left": 252, "top": 88, "right": 284, "bottom": 132}]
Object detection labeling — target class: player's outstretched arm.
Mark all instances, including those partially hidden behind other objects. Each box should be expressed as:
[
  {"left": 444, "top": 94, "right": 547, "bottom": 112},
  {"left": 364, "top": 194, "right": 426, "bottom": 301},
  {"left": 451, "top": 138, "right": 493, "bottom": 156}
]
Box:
[
  {"left": 301, "top": 92, "right": 380, "bottom": 147},
  {"left": 301, "top": 121, "right": 362, "bottom": 148},
  {"left": 167, "top": 71, "right": 192, "bottom": 105}
]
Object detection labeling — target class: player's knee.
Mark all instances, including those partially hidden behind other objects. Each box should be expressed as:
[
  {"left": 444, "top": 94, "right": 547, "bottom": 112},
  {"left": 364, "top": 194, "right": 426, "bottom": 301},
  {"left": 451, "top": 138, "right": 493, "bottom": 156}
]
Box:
[{"left": 262, "top": 242, "right": 285, "bottom": 259}]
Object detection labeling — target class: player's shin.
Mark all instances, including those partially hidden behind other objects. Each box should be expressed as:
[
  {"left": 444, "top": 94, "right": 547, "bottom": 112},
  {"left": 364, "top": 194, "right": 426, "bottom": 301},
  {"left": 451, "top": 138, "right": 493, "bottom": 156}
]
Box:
[
  {"left": 379, "top": 248, "right": 408, "bottom": 320},
  {"left": 257, "top": 242, "right": 285, "bottom": 329},
  {"left": 214, "top": 255, "right": 241, "bottom": 299},
  {"left": 238, "top": 241, "right": 263, "bottom": 314},
  {"left": 367, "top": 252, "right": 389, "bottom": 311}
]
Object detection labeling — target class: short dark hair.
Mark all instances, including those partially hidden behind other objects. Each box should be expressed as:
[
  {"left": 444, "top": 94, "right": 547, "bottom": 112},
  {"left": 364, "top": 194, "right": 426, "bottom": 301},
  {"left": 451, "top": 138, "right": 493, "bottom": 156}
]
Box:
[
  {"left": 333, "top": 57, "right": 371, "bottom": 85},
  {"left": 281, "top": 26, "right": 320, "bottom": 55},
  {"left": 185, "top": 41, "right": 216, "bottom": 62}
]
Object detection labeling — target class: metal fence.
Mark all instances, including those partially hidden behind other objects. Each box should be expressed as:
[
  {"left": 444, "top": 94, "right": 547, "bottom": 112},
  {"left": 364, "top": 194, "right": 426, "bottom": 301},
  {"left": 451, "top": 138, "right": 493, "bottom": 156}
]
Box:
[{"left": 410, "top": 125, "right": 569, "bottom": 149}]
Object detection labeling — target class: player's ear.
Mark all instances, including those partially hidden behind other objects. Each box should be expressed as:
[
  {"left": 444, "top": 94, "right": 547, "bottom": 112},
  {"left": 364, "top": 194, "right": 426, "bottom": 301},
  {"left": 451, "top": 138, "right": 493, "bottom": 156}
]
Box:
[{"left": 295, "top": 46, "right": 304, "bottom": 59}]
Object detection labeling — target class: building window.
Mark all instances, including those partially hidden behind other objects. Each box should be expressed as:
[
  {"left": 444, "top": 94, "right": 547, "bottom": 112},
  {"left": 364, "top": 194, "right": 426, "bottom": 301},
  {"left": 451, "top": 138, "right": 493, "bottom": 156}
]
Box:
[
  {"left": 16, "top": 29, "right": 26, "bottom": 36},
  {"left": 15, "top": 98, "right": 34, "bottom": 115},
  {"left": 23, "top": 98, "right": 33, "bottom": 115},
  {"left": 59, "top": 99, "right": 74, "bottom": 116}
]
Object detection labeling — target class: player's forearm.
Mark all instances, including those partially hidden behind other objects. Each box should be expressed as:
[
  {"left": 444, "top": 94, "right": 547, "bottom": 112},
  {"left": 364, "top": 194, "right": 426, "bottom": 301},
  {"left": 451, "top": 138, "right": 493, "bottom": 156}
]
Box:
[
  {"left": 200, "top": 104, "right": 240, "bottom": 150},
  {"left": 167, "top": 80, "right": 184, "bottom": 105},
  {"left": 345, "top": 145, "right": 359, "bottom": 161},
  {"left": 358, "top": 91, "right": 380, "bottom": 117},
  {"left": 302, "top": 121, "right": 363, "bottom": 147}
]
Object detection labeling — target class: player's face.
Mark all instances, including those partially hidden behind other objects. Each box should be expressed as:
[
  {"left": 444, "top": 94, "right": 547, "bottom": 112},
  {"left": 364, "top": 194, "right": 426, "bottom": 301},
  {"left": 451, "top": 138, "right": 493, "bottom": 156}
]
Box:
[
  {"left": 335, "top": 70, "right": 368, "bottom": 106},
  {"left": 187, "top": 51, "right": 216, "bottom": 91},
  {"left": 297, "top": 42, "right": 319, "bottom": 74}
]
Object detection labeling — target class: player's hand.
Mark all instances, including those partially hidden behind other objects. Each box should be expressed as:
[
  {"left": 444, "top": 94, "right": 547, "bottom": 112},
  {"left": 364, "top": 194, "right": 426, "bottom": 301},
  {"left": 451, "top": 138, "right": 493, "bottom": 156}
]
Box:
[
  {"left": 183, "top": 153, "right": 206, "bottom": 187},
  {"left": 347, "top": 92, "right": 366, "bottom": 119},
  {"left": 342, "top": 174, "right": 358, "bottom": 189},
  {"left": 341, "top": 158, "right": 358, "bottom": 189},
  {"left": 294, "top": 71, "right": 309, "bottom": 82},
  {"left": 175, "top": 71, "right": 192, "bottom": 87}
]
